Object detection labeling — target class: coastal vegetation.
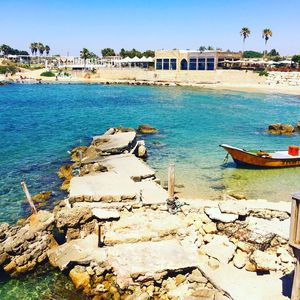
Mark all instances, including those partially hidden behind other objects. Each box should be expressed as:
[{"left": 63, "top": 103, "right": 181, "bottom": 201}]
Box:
[
  {"left": 0, "top": 65, "right": 17, "bottom": 74},
  {"left": 40, "top": 71, "right": 55, "bottom": 77}
]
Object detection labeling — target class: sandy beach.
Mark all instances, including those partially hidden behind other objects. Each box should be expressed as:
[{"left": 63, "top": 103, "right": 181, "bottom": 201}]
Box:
[{"left": 3, "top": 68, "right": 300, "bottom": 96}]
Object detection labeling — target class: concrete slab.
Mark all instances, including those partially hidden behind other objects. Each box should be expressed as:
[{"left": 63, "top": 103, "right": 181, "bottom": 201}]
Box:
[
  {"left": 69, "top": 172, "right": 137, "bottom": 202},
  {"left": 84, "top": 154, "right": 155, "bottom": 181},
  {"left": 91, "top": 132, "right": 136, "bottom": 154},
  {"left": 136, "top": 180, "right": 168, "bottom": 205},
  {"left": 104, "top": 211, "right": 182, "bottom": 245},
  {"left": 198, "top": 260, "right": 289, "bottom": 300},
  {"left": 107, "top": 239, "right": 201, "bottom": 288},
  {"left": 47, "top": 234, "right": 105, "bottom": 270}
]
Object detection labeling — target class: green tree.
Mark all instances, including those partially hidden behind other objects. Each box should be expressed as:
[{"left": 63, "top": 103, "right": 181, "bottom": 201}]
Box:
[
  {"left": 80, "top": 48, "right": 91, "bottom": 69},
  {"left": 142, "top": 50, "right": 155, "bottom": 57},
  {"left": 0, "top": 44, "right": 11, "bottom": 55},
  {"left": 120, "top": 48, "right": 126, "bottom": 58},
  {"left": 45, "top": 45, "right": 50, "bottom": 56},
  {"left": 268, "top": 49, "right": 279, "bottom": 57},
  {"left": 292, "top": 55, "right": 300, "bottom": 67},
  {"left": 262, "top": 28, "right": 273, "bottom": 57},
  {"left": 101, "top": 48, "right": 116, "bottom": 57},
  {"left": 199, "top": 46, "right": 207, "bottom": 51},
  {"left": 207, "top": 46, "right": 214, "bottom": 50},
  {"left": 243, "top": 50, "right": 263, "bottom": 58},
  {"left": 240, "top": 27, "right": 251, "bottom": 57}
]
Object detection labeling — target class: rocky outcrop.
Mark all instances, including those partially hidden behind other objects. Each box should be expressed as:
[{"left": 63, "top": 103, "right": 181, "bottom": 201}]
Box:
[
  {"left": 137, "top": 124, "right": 158, "bottom": 134},
  {"left": 267, "top": 123, "right": 295, "bottom": 135}
]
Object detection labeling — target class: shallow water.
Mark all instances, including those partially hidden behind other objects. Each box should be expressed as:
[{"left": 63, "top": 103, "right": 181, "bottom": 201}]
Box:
[
  {"left": 1, "top": 83, "right": 300, "bottom": 298},
  {"left": 0, "top": 84, "right": 300, "bottom": 225}
]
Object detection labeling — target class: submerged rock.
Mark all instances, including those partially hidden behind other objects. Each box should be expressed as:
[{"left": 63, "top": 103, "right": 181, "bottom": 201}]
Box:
[
  {"left": 32, "top": 191, "right": 52, "bottom": 202},
  {"left": 58, "top": 164, "right": 73, "bottom": 180},
  {"left": 137, "top": 124, "right": 158, "bottom": 134}
]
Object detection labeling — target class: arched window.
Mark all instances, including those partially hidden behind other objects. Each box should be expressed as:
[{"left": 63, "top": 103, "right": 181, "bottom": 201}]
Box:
[{"left": 180, "top": 59, "right": 188, "bottom": 70}]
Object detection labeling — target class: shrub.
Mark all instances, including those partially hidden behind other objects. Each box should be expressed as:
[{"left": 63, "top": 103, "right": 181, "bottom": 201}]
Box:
[
  {"left": 258, "top": 70, "right": 269, "bottom": 77},
  {"left": 40, "top": 71, "right": 55, "bottom": 77},
  {"left": 0, "top": 65, "right": 17, "bottom": 74}
]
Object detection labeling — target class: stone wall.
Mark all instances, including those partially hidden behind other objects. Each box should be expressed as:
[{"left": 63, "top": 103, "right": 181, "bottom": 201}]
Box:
[
  {"left": 93, "top": 68, "right": 264, "bottom": 85},
  {"left": 265, "top": 71, "right": 300, "bottom": 86}
]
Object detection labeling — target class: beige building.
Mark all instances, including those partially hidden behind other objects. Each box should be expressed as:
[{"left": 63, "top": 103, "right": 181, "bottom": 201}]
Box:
[{"left": 155, "top": 49, "right": 241, "bottom": 71}]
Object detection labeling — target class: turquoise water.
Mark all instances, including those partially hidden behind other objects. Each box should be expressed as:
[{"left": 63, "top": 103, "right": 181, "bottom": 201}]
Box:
[
  {"left": 1, "top": 83, "right": 300, "bottom": 298},
  {"left": 1, "top": 84, "right": 300, "bottom": 225}
]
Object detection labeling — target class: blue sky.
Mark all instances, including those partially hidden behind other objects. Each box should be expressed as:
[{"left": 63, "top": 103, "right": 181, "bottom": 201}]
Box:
[{"left": 1, "top": 0, "right": 299, "bottom": 56}]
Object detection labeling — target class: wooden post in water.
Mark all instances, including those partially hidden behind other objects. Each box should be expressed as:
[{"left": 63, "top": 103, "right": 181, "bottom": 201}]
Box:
[
  {"left": 168, "top": 164, "right": 175, "bottom": 198},
  {"left": 289, "top": 193, "right": 300, "bottom": 300},
  {"left": 21, "top": 181, "right": 37, "bottom": 215}
]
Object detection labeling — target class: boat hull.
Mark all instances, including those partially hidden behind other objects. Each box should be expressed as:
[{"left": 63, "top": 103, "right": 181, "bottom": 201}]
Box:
[{"left": 221, "top": 144, "right": 300, "bottom": 168}]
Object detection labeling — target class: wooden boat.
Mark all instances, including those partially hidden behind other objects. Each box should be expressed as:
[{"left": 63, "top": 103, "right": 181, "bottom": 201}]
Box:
[{"left": 220, "top": 144, "right": 300, "bottom": 168}]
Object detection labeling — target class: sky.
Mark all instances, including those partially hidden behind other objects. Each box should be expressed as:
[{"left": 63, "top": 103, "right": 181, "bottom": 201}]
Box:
[{"left": 1, "top": 0, "right": 299, "bottom": 56}]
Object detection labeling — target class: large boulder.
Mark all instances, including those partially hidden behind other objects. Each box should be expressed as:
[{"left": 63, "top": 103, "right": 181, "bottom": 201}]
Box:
[{"left": 267, "top": 123, "right": 295, "bottom": 135}]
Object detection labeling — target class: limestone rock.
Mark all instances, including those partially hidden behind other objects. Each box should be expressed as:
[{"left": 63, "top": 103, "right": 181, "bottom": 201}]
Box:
[
  {"left": 205, "top": 207, "right": 238, "bottom": 223},
  {"left": 187, "top": 269, "right": 207, "bottom": 284},
  {"left": 245, "top": 261, "right": 257, "bottom": 272},
  {"left": 219, "top": 201, "right": 248, "bottom": 216},
  {"left": 204, "top": 235, "right": 236, "bottom": 264},
  {"left": 137, "top": 124, "right": 158, "bottom": 134},
  {"left": 55, "top": 207, "right": 93, "bottom": 229},
  {"left": 175, "top": 274, "right": 186, "bottom": 285},
  {"left": 203, "top": 223, "right": 217, "bottom": 234},
  {"left": 69, "top": 265, "right": 91, "bottom": 291},
  {"left": 233, "top": 252, "right": 247, "bottom": 269},
  {"left": 251, "top": 250, "right": 278, "bottom": 271}
]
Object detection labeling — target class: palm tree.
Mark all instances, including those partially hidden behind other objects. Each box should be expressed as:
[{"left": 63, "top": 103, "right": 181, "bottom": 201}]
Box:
[
  {"left": 45, "top": 45, "right": 50, "bottom": 56},
  {"left": 29, "top": 42, "right": 38, "bottom": 56},
  {"left": 37, "top": 43, "right": 45, "bottom": 56},
  {"left": 262, "top": 28, "right": 273, "bottom": 57},
  {"left": 240, "top": 27, "right": 251, "bottom": 57},
  {"left": 80, "top": 48, "right": 91, "bottom": 69}
]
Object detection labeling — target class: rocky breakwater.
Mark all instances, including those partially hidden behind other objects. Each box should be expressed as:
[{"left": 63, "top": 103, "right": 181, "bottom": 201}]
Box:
[
  {"left": 0, "top": 126, "right": 296, "bottom": 300},
  {"left": 0, "top": 211, "right": 55, "bottom": 277}
]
